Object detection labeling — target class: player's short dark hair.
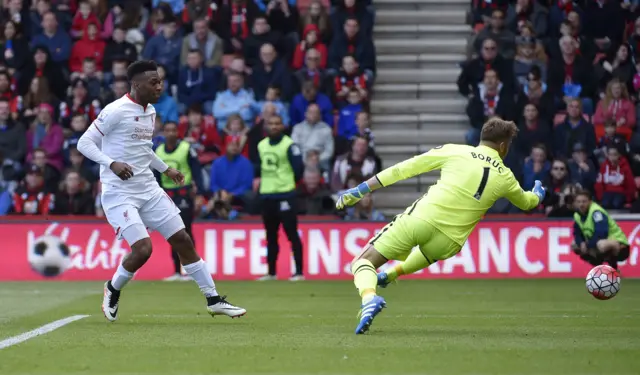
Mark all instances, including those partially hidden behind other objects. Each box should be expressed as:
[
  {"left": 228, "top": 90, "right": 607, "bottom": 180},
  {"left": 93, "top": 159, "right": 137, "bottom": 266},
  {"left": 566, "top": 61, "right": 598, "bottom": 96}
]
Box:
[
  {"left": 575, "top": 189, "right": 592, "bottom": 200},
  {"left": 188, "top": 48, "right": 202, "bottom": 55},
  {"left": 126, "top": 60, "right": 158, "bottom": 82},
  {"left": 480, "top": 118, "right": 518, "bottom": 144}
]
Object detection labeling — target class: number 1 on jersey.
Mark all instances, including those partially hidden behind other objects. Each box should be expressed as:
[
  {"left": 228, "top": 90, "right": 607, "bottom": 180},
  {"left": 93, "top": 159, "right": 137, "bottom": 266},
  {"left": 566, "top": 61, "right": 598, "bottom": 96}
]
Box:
[{"left": 474, "top": 167, "right": 490, "bottom": 200}]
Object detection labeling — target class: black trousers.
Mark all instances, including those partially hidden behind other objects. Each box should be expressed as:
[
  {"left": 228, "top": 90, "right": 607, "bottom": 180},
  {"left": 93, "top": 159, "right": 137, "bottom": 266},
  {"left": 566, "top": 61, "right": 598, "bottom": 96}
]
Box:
[
  {"left": 261, "top": 196, "right": 303, "bottom": 276},
  {"left": 170, "top": 193, "right": 194, "bottom": 274}
]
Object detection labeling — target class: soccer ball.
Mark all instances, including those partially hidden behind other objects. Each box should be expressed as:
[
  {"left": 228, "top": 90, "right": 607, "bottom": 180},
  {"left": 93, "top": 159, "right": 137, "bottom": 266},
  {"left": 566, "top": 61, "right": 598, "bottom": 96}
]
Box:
[
  {"left": 585, "top": 265, "right": 621, "bottom": 300},
  {"left": 28, "top": 235, "right": 71, "bottom": 277}
]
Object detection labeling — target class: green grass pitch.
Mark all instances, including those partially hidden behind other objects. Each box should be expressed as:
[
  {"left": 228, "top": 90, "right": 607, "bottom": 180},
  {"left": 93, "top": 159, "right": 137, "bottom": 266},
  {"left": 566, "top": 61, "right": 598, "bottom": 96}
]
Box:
[{"left": 0, "top": 279, "right": 639, "bottom": 375}]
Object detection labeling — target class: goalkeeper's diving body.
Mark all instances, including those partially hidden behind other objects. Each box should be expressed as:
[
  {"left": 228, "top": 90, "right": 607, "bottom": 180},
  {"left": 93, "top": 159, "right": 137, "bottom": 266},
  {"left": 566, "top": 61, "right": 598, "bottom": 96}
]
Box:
[{"left": 336, "top": 118, "right": 547, "bottom": 334}]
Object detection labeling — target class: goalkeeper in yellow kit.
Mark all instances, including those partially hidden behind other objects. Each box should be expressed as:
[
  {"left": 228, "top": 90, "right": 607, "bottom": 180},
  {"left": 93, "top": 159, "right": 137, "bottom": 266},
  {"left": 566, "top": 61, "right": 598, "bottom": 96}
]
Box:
[{"left": 336, "top": 118, "right": 546, "bottom": 334}]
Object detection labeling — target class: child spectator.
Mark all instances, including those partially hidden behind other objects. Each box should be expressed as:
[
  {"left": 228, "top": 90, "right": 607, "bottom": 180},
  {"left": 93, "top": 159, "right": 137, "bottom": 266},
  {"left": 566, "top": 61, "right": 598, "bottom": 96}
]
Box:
[
  {"left": 595, "top": 147, "right": 636, "bottom": 209},
  {"left": 337, "top": 88, "right": 363, "bottom": 139},
  {"left": 334, "top": 54, "right": 368, "bottom": 106},
  {"left": 595, "top": 121, "right": 630, "bottom": 165},
  {"left": 222, "top": 114, "right": 249, "bottom": 158},
  {"left": 292, "top": 24, "right": 327, "bottom": 70},
  {"left": 69, "top": 21, "right": 105, "bottom": 73},
  {"left": 71, "top": 1, "right": 100, "bottom": 39}
]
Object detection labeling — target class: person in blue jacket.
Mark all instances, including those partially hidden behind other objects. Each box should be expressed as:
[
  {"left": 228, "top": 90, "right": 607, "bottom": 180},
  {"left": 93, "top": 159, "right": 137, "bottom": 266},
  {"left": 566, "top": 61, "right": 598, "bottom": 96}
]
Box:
[{"left": 290, "top": 80, "right": 333, "bottom": 127}]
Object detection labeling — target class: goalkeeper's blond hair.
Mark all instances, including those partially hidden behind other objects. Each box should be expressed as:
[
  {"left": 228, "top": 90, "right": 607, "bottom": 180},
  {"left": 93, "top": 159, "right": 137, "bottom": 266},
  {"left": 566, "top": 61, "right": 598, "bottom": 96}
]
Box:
[{"left": 480, "top": 117, "right": 519, "bottom": 145}]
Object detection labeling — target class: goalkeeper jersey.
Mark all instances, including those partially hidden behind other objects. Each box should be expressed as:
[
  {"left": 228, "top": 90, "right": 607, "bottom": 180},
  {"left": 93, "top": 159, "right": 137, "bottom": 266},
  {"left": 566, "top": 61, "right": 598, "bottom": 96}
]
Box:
[{"left": 376, "top": 144, "right": 540, "bottom": 246}]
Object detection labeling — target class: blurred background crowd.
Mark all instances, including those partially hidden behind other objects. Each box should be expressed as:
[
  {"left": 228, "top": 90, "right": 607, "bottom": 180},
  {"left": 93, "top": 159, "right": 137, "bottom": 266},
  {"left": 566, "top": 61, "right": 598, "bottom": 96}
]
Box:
[
  {"left": 464, "top": 0, "right": 640, "bottom": 216},
  {"left": 3, "top": 0, "right": 640, "bottom": 221},
  {"left": 0, "top": 0, "right": 384, "bottom": 220}
]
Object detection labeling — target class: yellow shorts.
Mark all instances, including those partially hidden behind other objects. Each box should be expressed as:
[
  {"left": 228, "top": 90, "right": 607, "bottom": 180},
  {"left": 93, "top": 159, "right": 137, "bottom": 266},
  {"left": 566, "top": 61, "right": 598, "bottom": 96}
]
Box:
[{"left": 368, "top": 214, "right": 461, "bottom": 263}]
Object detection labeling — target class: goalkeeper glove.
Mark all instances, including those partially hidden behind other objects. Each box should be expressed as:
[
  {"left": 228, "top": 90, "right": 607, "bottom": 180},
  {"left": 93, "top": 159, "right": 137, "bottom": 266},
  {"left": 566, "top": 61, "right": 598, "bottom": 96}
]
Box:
[
  {"left": 532, "top": 180, "right": 546, "bottom": 202},
  {"left": 336, "top": 182, "right": 371, "bottom": 210}
]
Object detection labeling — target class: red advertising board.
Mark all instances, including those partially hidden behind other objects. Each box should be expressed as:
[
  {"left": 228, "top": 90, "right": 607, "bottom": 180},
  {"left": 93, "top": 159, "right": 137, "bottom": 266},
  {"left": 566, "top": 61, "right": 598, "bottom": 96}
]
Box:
[{"left": 0, "top": 220, "right": 638, "bottom": 280}]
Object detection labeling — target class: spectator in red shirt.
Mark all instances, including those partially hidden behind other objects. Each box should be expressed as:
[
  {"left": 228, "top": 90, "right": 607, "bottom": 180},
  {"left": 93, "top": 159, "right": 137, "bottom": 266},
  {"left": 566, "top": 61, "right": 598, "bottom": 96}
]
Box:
[
  {"left": 178, "top": 104, "right": 222, "bottom": 166},
  {"left": 12, "top": 164, "right": 55, "bottom": 215},
  {"left": 593, "top": 79, "right": 636, "bottom": 136},
  {"left": 595, "top": 147, "right": 636, "bottom": 209},
  {"left": 292, "top": 24, "right": 327, "bottom": 70},
  {"left": 69, "top": 21, "right": 105, "bottom": 73},
  {"left": 334, "top": 54, "right": 368, "bottom": 106},
  {"left": 71, "top": 0, "right": 101, "bottom": 39}
]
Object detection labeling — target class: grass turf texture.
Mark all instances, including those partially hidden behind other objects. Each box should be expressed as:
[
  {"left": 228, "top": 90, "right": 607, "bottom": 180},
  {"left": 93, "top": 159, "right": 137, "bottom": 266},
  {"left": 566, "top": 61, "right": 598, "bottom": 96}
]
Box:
[{"left": 0, "top": 280, "right": 639, "bottom": 375}]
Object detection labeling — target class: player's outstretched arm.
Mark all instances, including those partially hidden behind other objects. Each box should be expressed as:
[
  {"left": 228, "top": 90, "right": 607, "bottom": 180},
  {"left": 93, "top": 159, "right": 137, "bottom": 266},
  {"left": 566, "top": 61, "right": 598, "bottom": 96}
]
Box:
[
  {"left": 504, "top": 176, "right": 545, "bottom": 211},
  {"left": 336, "top": 145, "right": 450, "bottom": 209}
]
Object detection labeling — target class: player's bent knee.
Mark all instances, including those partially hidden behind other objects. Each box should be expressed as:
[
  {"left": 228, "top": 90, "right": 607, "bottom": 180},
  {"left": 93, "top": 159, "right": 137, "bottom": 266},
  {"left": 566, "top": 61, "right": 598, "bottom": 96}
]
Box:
[
  {"left": 131, "top": 237, "right": 153, "bottom": 260},
  {"left": 168, "top": 229, "right": 194, "bottom": 250}
]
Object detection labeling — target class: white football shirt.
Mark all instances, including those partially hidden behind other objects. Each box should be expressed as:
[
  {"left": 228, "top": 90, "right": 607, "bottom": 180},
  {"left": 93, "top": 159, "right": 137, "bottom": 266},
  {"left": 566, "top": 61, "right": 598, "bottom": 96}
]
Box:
[{"left": 88, "top": 94, "right": 159, "bottom": 195}]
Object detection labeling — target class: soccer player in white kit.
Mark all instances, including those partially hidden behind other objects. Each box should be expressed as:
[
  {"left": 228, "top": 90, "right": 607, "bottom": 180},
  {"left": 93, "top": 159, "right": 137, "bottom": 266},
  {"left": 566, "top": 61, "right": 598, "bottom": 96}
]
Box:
[{"left": 77, "top": 61, "right": 246, "bottom": 321}]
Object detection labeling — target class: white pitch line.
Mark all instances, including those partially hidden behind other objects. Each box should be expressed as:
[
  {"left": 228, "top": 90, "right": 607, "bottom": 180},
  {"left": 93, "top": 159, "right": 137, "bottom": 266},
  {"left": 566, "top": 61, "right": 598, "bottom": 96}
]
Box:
[{"left": 0, "top": 315, "right": 90, "bottom": 350}]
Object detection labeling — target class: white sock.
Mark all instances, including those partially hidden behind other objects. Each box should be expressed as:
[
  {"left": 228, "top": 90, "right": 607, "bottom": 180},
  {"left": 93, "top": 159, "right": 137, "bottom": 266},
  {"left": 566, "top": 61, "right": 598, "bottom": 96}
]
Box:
[
  {"left": 183, "top": 259, "right": 218, "bottom": 298},
  {"left": 111, "top": 264, "right": 134, "bottom": 290}
]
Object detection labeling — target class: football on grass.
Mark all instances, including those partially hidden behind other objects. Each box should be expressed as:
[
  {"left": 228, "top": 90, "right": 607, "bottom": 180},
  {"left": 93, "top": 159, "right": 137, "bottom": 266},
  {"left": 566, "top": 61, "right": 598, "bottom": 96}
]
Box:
[
  {"left": 28, "top": 235, "right": 71, "bottom": 277},
  {"left": 585, "top": 265, "right": 620, "bottom": 300}
]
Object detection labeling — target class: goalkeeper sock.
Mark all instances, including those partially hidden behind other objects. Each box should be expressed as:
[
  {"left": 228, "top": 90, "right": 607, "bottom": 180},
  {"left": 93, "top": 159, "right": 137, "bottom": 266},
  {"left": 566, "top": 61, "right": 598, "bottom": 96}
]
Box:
[
  {"left": 388, "top": 250, "right": 434, "bottom": 282},
  {"left": 351, "top": 259, "right": 377, "bottom": 304}
]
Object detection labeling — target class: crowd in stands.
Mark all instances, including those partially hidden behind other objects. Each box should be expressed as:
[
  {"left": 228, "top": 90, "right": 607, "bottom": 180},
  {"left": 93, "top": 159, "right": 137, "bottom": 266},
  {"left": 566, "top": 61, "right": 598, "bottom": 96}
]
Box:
[
  {"left": 463, "top": 0, "right": 640, "bottom": 215},
  {"left": 0, "top": 0, "right": 385, "bottom": 221}
]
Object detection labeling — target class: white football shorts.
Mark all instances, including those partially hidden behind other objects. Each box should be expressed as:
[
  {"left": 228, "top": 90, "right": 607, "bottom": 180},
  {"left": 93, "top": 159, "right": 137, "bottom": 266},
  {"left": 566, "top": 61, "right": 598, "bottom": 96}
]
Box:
[{"left": 102, "top": 187, "right": 184, "bottom": 245}]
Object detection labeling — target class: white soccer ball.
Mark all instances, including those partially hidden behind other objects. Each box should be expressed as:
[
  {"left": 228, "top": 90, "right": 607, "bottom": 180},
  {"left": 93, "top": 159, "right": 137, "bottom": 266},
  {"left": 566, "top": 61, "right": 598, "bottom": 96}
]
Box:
[
  {"left": 585, "top": 264, "right": 621, "bottom": 300},
  {"left": 28, "top": 235, "right": 71, "bottom": 277}
]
